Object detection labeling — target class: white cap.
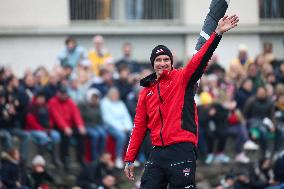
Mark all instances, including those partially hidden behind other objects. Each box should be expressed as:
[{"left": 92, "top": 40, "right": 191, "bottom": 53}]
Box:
[
  {"left": 32, "top": 155, "right": 46, "bottom": 166},
  {"left": 105, "top": 57, "right": 114, "bottom": 64},
  {"left": 80, "top": 59, "right": 91, "bottom": 67},
  {"left": 207, "top": 74, "right": 218, "bottom": 81},
  {"left": 238, "top": 44, "right": 248, "bottom": 52},
  {"left": 86, "top": 88, "right": 101, "bottom": 102}
]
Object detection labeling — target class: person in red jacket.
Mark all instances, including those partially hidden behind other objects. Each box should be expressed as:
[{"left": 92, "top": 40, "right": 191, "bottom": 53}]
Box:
[
  {"left": 124, "top": 15, "right": 239, "bottom": 188},
  {"left": 25, "top": 91, "right": 61, "bottom": 167},
  {"left": 48, "top": 85, "right": 86, "bottom": 171}
]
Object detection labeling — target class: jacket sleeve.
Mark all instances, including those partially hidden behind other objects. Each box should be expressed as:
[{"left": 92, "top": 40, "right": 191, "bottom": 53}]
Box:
[
  {"left": 69, "top": 100, "right": 84, "bottom": 128},
  {"left": 182, "top": 32, "right": 222, "bottom": 85},
  {"left": 25, "top": 113, "right": 44, "bottom": 131},
  {"left": 269, "top": 102, "right": 275, "bottom": 123},
  {"left": 243, "top": 97, "right": 254, "bottom": 119},
  {"left": 124, "top": 90, "right": 148, "bottom": 162},
  {"left": 1, "top": 177, "right": 17, "bottom": 188}
]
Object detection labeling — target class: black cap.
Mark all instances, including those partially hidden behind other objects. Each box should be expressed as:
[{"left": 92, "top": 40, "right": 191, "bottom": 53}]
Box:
[
  {"left": 34, "top": 88, "right": 46, "bottom": 98},
  {"left": 150, "top": 45, "right": 173, "bottom": 68},
  {"left": 58, "top": 85, "right": 68, "bottom": 93}
]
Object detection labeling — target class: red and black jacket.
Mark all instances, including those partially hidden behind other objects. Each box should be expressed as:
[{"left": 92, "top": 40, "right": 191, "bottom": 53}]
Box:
[{"left": 125, "top": 32, "right": 222, "bottom": 162}]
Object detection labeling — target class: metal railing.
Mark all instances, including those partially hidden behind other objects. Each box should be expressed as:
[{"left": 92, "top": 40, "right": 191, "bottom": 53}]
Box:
[
  {"left": 70, "top": 0, "right": 112, "bottom": 20},
  {"left": 69, "top": 0, "right": 181, "bottom": 22},
  {"left": 69, "top": 0, "right": 284, "bottom": 22},
  {"left": 259, "top": 0, "right": 284, "bottom": 19}
]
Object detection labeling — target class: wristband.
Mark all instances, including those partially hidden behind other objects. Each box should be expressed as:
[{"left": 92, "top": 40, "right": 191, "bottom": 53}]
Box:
[
  {"left": 215, "top": 30, "right": 223, "bottom": 36},
  {"left": 126, "top": 162, "right": 133, "bottom": 166}
]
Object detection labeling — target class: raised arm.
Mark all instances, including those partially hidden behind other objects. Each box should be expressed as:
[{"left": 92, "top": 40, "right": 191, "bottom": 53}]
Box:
[{"left": 183, "top": 15, "right": 239, "bottom": 84}]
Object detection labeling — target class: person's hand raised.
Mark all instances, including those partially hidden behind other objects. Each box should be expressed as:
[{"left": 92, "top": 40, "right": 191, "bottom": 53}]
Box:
[{"left": 215, "top": 15, "right": 239, "bottom": 35}]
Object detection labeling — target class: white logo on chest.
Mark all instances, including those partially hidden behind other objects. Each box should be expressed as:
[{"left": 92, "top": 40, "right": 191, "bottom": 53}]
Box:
[
  {"left": 156, "top": 49, "right": 164, "bottom": 54},
  {"left": 147, "top": 90, "right": 154, "bottom": 97},
  {"left": 166, "top": 81, "right": 172, "bottom": 88}
]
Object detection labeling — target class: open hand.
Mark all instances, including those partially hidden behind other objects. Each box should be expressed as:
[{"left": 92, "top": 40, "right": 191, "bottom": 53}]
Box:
[
  {"left": 78, "top": 126, "right": 86, "bottom": 135},
  {"left": 215, "top": 15, "right": 239, "bottom": 35},
  {"left": 64, "top": 127, "right": 73, "bottom": 136},
  {"left": 124, "top": 163, "right": 135, "bottom": 181}
]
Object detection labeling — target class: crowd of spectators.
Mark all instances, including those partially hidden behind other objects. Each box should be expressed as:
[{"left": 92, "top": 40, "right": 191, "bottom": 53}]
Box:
[
  {"left": 197, "top": 42, "right": 284, "bottom": 189},
  {"left": 0, "top": 34, "right": 283, "bottom": 189}
]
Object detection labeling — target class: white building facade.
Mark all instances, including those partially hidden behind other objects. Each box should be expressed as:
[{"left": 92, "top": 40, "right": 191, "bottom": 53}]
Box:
[{"left": 0, "top": 0, "right": 283, "bottom": 75}]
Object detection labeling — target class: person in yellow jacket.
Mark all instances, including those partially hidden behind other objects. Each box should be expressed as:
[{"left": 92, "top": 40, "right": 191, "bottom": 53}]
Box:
[
  {"left": 230, "top": 44, "right": 254, "bottom": 70},
  {"left": 88, "top": 35, "right": 112, "bottom": 76}
]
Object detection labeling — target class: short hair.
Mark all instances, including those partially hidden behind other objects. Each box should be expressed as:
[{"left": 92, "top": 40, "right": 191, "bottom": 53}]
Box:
[
  {"left": 5, "top": 75, "right": 16, "bottom": 85},
  {"left": 65, "top": 37, "right": 77, "bottom": 45},
  {"left": 118, "top": 64, "right": 130, "bottom": 73},
  {"left": 123, "top": 42, "right": 132, "bottom": 47},
  {"left": 93, "top": 35, "right": 104, "bottom": 44},
  {"left": 34, "top": 89, "right": 46, "bottom": 98}
]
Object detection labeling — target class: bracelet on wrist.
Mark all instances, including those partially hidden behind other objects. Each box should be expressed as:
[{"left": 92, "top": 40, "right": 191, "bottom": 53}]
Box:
[
  {"left": 126, "top": 162, "right": 133, "bottom": 166},
  {"left": 215, "top": 30, "right": 223, "bottom": 36}
]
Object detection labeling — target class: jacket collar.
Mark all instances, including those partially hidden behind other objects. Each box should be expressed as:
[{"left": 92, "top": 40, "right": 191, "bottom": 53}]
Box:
[
  {"left": 1, "top": 152, "right": 19, "bottom": 164},
  {"left": 140, "top": 73, "right": 156, "bottom": 87},
  {"left": 140, "top": 70, "right": 174, "bottom": 87}
]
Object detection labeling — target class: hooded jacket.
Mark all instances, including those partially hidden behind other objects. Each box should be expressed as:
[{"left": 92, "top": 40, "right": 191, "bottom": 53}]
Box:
[
  {"left": 0, "top": 152, "right": 29, "bottom": 188},
  {"left": 78, "top": 89, "right": 103, "bottom": 126},
  {"left": 25, "top": 97, "right": 52, "bottom": 131},
  {"left": 48, "top": 96, "right": 84, "bottom": 131},
  {"left": 125, "top": 32, "right": 222, "bottom": 162}
]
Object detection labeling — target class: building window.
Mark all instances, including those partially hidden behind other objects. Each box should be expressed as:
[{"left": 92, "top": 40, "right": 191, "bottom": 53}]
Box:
[
  {"left": 142, "top": 0, "right": 174, "bottom": 20},
  {"left": 69, "top": 0, "right": 180, "bottom": 21},
  {"left": 259, "top": 0, "right": 284, "bottom": 19},
  {"left": 70, "top": 0, "right": 113, "bottom": 20}
]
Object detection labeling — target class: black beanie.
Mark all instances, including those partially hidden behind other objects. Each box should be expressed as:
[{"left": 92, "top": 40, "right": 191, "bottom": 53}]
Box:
[{"left": 150, "top": 45, "right": 173, "bottom": 68}]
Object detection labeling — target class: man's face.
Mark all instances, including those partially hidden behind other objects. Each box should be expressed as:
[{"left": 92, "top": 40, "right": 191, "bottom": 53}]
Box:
[
  {"left": 263, "top": 43, "right": 272, "bottom": 53},
  {"left": 49, "top": 74, "right": 59, "bottom": 85},
  {"left": 256, "top": 87, "right": 267, "bottom": 99},
  {"left": 91, "top": 95, "right": 99, "bottom": 105},
  {"left": 12, "top": 77, "right": 19, "bottom": 88},
  {"left": 93, "top": 36, "right": 104, "bottom": 52},
  {"left": 247, "top": 64, "right": 257, "bottom": 77},
  {"left": 119, "top": 69, "right": 130, "bottom": 80},
  {"left": 243, "top": 80, "right": 253, "bottom": 91},
  {"left": 36, "top": 96, "right": 46, "bottom": 105},
  {"left": 101, "top": 70, "right": 113, "bottom": 83},
  {"left": 123, "top": 44, "right": 132, "bottom": 57},
  {"left": 58, "top": 92, "right": 69, "bottom": 101},
  {"left": 153, "top": 55, "right": 171, "bottom": 77},
  {"left": 278, "top": 95, "right": 284, "bottom": 104},
  {"left": 12, "top": 150, "right": 20, "bottom": 161},
  {"left": 109, "top": 89, "right": 120, "bottom": 101},
  {"left": 25, "top": 75, "right": 35, "bottom": 87},
  {"left": 67, "top": 41, "right": 76, "bottom": 51},
  {"left": 239, "top": 50, "right": 248, "bottom": 61}
]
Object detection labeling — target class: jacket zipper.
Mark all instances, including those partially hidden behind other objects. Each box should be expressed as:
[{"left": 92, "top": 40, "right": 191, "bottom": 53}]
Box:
[{"left": 157, "top": 82, "right": 165, "bottom": 146}]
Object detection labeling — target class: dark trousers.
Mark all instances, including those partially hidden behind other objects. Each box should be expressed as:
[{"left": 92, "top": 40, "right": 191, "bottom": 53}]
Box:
[
  {"left": 59, "top": 128, "right": 85, "bottom": 166},
  {"left": 206, "top": 130, "right": 227, "bottom": 154},
  {"left": 140, "top": 142, "right": 196, "bottom": 189},
  {"left": 274, "top": 123, "right": 284, "bottom": 152},
  {"left": 247, "top": 118, "right": 269, "bottom": 157}
]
